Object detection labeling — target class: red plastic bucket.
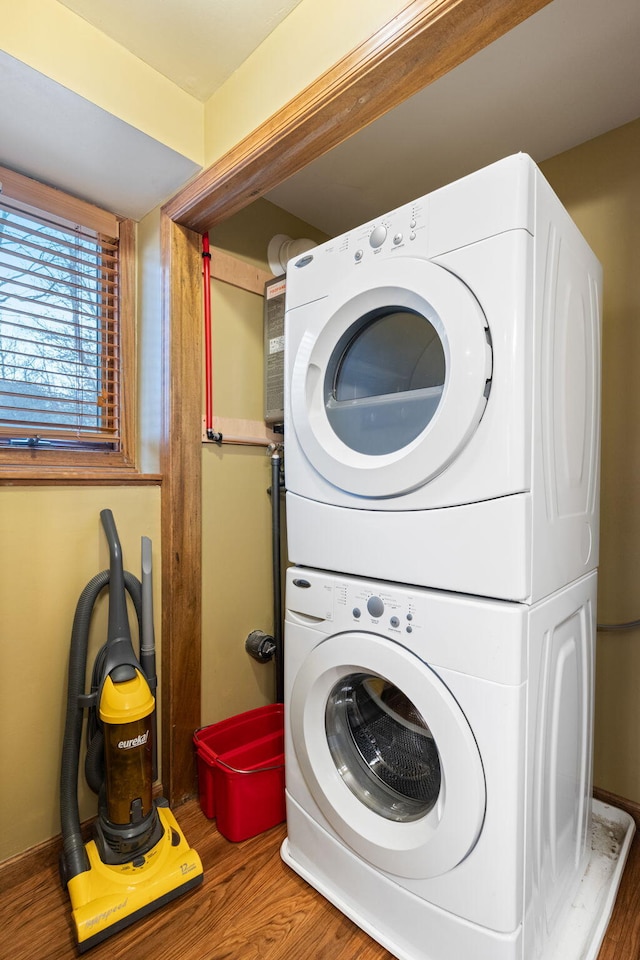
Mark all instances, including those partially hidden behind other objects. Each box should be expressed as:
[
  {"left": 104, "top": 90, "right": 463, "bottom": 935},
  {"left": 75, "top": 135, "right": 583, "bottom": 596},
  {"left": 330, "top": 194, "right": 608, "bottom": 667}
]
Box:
[{"left": 193, "top": 704, "right": 285, "bottom": 842}]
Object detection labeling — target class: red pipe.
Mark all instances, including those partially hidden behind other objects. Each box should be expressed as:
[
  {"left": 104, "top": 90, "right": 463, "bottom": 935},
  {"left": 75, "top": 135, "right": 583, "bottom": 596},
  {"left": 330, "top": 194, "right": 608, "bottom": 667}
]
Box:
[{"left": 202, "top": 234, "right": 222, "bottom": 443}]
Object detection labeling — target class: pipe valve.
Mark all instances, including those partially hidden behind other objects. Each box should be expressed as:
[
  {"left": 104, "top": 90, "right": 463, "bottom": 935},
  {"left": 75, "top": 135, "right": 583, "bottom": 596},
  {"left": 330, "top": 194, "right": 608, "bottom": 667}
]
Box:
[{"left": 245, "top": 630, "right": 276, "bottom": 663}]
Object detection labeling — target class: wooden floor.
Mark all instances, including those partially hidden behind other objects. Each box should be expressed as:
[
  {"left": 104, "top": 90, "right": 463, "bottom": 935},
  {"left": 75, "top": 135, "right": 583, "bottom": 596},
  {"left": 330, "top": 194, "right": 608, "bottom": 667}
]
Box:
[{"left": 2, "top": 793, "right": 640, "bottom": 960}]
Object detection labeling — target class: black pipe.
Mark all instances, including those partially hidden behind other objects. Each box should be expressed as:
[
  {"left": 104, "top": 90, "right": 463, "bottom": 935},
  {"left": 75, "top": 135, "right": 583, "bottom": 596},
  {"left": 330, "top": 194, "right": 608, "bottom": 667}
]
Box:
[{"left": 271, "top": 449, "right": 284, "bottom": 703}]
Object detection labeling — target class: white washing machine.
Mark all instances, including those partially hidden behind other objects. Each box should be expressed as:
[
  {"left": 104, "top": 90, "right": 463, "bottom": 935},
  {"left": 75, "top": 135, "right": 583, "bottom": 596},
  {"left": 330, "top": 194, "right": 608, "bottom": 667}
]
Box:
[
  {"left": 281, "top": 566, "right": 596, "bottom": 960},
  {"left": 284, "top": 154, "right": 602, "bottom": 602}
]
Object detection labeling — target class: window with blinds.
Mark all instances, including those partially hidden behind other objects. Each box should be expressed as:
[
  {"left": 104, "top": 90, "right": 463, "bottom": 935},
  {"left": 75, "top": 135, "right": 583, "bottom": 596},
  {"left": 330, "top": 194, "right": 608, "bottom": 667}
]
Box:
[
  {"left": 0, "top": 165, "right": 136, "bottom": 478},
  {"left": 0, "top": 192, "right": 120, "bottom": 449}
]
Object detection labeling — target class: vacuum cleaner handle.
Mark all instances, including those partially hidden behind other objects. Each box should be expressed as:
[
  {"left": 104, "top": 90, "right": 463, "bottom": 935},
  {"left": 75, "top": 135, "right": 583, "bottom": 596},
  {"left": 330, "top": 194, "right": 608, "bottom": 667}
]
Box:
[
  {"left": 100, "top": 509, "right": 131, "bottom": 646},
  {"left": 99, "top": 509, "right": 141, "bottom": 683}
]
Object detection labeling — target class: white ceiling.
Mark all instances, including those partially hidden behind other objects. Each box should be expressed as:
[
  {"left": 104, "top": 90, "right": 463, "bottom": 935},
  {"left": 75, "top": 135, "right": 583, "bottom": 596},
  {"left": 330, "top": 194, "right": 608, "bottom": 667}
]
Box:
[
  {"left": 2, "top": 0, "right": 639, "bottom": 227},
  {"left": 267, "top": 0, "right": 640, "bottom": 236},
  {"left": 56, "top": 0, "right": 305, "bottom": 101},
  {"left": 0, "top": 51, "right": 201, "bottom": 222}
]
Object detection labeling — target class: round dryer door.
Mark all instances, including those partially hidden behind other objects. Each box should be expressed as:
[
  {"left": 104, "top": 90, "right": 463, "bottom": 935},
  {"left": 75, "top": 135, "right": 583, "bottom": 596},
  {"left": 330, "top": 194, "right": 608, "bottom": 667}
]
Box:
[
  {"left": 289, "top": 632, "right": 486, "bottom": 879},
  {"left": 289, "top": 258, "right": 492, "bottom": 497}
]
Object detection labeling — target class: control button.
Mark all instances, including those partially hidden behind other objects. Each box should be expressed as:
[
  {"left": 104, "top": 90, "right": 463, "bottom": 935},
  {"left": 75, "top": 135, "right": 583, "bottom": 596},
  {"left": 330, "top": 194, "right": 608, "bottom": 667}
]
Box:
[
  {"left": 355, "top": 249, "right": 363, "bottom": 262},
  {"left": 293, "top": 578, "right": 311, "bottom": 589},
  {"left": 406, "top": 625, "right": 413, "bottom": 634},
  {"left": 367, "top": 595, "right": 385, "bottom": 618},
  {"left": 406, "top": 613, "right": 413, "bottom": 621},
  {"left": 369, "top": 225, "right": 387, "bottom": 248},
  {"left": 410, "top": 219, "right": 417, "bottom": 229},
  {"left": 390, "top": 616, "right": 400, "bottom": 628},
  {"left": 353, "top": 608, "right": 361, "bottom": 619},
  {"left": 409, "top": 232, "right": 416, "bottom": 241},
  {"left": 393, "top": 233, "right": 403, "bottom": 246}
]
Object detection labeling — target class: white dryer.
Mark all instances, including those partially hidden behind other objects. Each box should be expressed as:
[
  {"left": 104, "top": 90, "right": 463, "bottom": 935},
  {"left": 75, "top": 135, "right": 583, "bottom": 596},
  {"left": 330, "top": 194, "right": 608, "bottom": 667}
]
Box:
[
  {"left": 282, "top": 566, "right": 597, "bottom": 960},
  {"left": 284, "top": 154, "right": 602, "bottom": 602}
]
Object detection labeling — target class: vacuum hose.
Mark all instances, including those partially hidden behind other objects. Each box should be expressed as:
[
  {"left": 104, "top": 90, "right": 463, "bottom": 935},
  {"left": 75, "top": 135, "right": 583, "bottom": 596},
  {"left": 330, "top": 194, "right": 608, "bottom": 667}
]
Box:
[{"left": 60, "top": 569, "right": 142, "bottom": 883}]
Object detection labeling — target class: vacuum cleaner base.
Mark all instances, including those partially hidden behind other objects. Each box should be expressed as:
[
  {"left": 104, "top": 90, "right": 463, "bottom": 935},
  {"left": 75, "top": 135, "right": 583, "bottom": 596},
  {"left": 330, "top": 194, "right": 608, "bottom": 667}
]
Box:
[{"left": 67, "top": 806, "right": 203, "bottom": 953}]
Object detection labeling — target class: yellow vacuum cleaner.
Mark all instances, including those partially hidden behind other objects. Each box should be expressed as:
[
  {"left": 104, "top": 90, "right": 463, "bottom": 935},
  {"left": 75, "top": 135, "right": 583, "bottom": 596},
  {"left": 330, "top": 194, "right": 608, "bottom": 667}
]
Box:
[{"left": 59, "top": 509, "right": 203, "bottom": 952}]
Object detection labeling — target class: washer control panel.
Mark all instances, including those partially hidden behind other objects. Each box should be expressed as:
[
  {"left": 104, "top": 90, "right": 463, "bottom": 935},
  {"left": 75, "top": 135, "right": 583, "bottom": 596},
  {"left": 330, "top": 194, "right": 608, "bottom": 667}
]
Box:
[
  {"left": 351, "top": 587, "right": 418, "bottom": 636},
  {"left": 287, "top": 568, "right": 421, "bottom": 637},
  {"left": 286, "top": 567, "right": 530, "bottom": 686}
]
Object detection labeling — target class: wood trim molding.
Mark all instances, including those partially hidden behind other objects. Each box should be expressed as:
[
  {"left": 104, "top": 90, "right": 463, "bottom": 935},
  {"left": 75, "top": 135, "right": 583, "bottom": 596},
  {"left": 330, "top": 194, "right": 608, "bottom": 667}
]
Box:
[
  {"left": 160, "top": 215, "right": 203, "bottom": 804},
  {"left": 202, "top": 416, "right": 282, "bottom": 447},
  {"left": 161, "top": 0, "right": 552, "bottom": 803},
  {"left": 211, "top": 247, "right": 273, "bottom": 296},
  {"left": 594, "top": 786, "right": 640, "bottom": 828},
  {"left": 0, "top": 163, "right": 118, "bottom": 238},
  {"left": 163, "top": 0, "right": 552, "bottom": 234}
]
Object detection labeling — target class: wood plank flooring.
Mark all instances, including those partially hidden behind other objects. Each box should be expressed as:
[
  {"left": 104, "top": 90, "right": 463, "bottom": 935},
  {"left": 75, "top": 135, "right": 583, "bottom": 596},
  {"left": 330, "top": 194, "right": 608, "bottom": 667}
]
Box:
[{"left": 2, "top": 794, "right": 640, "bottom": 960}]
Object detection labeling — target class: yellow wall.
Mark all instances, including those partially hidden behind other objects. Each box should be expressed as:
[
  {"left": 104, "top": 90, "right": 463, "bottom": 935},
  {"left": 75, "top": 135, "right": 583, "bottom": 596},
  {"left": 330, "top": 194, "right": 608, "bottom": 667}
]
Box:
[
  {"left": 203, "top": 0, "right": 413, "bottom": 165},
  {"left": 0, "top": 486, "right": 161, "bottom": 862},
  {"left": 541, "top": 118, "right": 640, "bottom": 802},
  {"left": 201, "top": 201, "right": 327, "bottom": 725}
]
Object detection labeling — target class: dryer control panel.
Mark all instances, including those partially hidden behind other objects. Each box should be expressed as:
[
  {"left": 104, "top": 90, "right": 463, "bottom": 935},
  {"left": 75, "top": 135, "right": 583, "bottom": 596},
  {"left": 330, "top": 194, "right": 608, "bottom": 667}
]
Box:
[{"left": 351, "top": 198, "right": 428, "bottom": 265}]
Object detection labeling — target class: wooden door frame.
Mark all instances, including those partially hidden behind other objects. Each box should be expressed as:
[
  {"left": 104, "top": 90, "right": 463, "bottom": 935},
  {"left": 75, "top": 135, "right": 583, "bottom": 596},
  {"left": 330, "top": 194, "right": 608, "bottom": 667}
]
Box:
[{"left": 159, "top": 0, "right": 552, "bottom": 803}]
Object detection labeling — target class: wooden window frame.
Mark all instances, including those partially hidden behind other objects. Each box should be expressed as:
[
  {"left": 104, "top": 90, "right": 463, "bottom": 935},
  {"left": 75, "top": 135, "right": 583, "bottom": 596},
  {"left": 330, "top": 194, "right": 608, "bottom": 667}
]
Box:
[{"left": 0, "top": 166, "right": 140, "bottom": 483}]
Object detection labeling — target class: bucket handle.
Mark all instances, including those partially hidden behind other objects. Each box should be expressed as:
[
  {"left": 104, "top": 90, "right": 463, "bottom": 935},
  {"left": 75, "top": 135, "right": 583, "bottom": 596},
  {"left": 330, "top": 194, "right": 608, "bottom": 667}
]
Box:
[{"left": 215, "top": 756, "right": 284, "bottom": 775}]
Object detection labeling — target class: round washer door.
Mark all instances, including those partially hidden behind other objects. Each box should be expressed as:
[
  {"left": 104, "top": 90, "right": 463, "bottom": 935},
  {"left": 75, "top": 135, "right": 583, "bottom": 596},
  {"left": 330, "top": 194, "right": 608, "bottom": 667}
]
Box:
[
  {"left": 289, "top": 258, "right": 492, "bottom": 498},
  {"left": 289, "top": 632, "right": 486, "bottom": 879}
]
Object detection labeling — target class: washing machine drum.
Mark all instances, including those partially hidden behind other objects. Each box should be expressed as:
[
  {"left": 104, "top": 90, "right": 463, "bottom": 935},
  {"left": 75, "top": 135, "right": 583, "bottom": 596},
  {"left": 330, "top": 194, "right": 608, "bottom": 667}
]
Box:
[
  {"left": 289, "top": 259, "right": 493, "bottom": 498},
  {"left": 325, "top": 675, "right": 443, "bottom": 822},
  {"left": 290, "top": 633, "right": 486, "bottom": 879}
]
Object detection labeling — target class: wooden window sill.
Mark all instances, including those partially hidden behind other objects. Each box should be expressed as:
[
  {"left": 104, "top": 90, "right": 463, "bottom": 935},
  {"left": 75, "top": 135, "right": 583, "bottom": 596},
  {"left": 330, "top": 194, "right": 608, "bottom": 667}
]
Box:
[{"left": 0, "top": 468, "right": 162, "bottom": 485}]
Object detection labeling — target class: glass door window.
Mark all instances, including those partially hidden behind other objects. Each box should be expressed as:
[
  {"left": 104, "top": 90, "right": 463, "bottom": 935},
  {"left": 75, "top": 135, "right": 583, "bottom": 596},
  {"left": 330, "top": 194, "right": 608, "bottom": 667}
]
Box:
[
  {"left": 325, "top": 308, "right": 446, "bottom": 455},
  {"left": 325, "top": 672, "right": 441, "bottom": 822}
]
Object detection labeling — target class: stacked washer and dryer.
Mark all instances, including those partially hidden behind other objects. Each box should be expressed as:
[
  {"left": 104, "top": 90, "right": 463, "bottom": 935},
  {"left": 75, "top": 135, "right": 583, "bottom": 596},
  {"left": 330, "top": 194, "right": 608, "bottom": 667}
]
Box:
[{"left": 279, "top": 155, "right": 619, "bottom": 960}]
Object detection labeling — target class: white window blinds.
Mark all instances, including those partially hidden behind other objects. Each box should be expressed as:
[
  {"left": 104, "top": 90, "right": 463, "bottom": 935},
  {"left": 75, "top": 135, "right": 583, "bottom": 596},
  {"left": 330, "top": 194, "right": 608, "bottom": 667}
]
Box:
[{"left": 0, "top": 188, "right": 120, "bottom": 449}]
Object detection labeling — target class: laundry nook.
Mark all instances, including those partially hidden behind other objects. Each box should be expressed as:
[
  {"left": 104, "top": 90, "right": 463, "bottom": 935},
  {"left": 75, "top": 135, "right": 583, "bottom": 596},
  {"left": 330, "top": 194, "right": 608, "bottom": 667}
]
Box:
[{"left": 1, "top": 2, "right": 640, "bottom": 959}]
